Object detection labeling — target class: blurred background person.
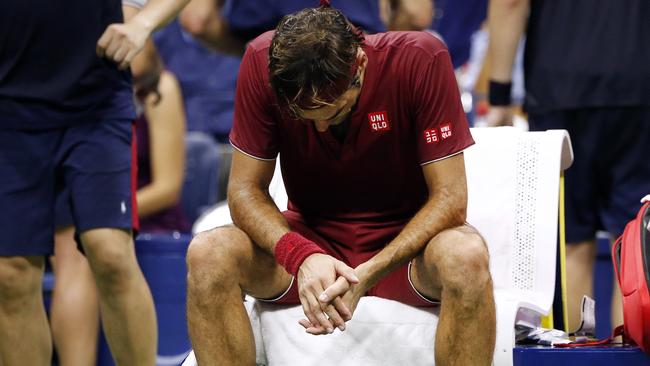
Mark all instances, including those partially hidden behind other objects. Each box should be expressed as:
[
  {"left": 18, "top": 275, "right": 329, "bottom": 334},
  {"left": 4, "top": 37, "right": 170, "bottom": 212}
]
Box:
[
  {"left": 0, "top": 0, "right": 189, "bottom": 364},
  {"left": 178, "top": 0, "right": 389, "bottom": 56},
  {"left": 487, "top": 0, "right": 650, "bottom": 331},
  {"left": 48, "top": 3, "right": 189, "bottom": 365}
]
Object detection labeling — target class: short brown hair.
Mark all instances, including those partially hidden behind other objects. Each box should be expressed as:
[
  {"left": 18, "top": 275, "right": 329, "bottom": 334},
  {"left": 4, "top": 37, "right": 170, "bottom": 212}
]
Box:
[{"left": 269, "top": 5, "right": 364, "bottom": 116}]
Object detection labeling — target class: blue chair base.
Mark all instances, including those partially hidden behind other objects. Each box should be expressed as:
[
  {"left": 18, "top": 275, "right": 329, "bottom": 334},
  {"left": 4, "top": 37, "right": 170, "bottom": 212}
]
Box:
[{"left": 514, "top": 345, "right": 650, "bottom": 365}]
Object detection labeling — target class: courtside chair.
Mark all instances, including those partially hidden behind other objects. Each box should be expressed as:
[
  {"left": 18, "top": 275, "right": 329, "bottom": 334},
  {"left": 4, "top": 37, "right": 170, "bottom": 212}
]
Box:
[{"left": 186, "top": 127, "right": 574, "bottom": 366}]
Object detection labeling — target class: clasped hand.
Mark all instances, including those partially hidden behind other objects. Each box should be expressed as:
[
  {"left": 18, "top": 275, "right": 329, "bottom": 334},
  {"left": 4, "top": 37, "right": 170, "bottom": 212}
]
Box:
[
  {"left": 296, "top": 253, "right": 368, "bottom": 335},
  {"left": 96, "top": 17, "right": 151, "bottom": 69}
]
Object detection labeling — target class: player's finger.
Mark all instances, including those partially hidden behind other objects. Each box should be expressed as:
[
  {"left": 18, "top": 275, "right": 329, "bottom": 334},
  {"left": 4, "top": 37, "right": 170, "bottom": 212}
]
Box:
[
  {"left": 298, "top": 318, "right": 313, "bottom": 329},
  {"left": 334, "top": 261, "right": 359, "bottom": 284},
  {"left": 319, "top": 276, "right": 350, "bottom": 303},
  {"left": 299, "top": 296, "right": 324, "bottom": 333},
  {"left": 323, "top": 303, "right": 346, "bottom": 331},
  {"left": 299, "top": 318, "right": 326, "bottom": 335},
  {"left": 304, "top": 280, "right": 336, "bottom": 333},
  {"left": 309, "top": 297, "right": 334, "bottom": 333},
  {"left": 332, "top": 296, "right": 352, "bottom": 321}
]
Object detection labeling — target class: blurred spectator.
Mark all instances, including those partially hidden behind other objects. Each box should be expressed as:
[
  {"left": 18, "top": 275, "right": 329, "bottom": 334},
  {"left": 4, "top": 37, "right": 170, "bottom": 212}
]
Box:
[
  {"left": 154, "top": 21, "right": 240, "bottom": 201},
  {"left": 488, "top": 0, "right": 650, "bottom": 331},
  {"left": 48, "top": 4, "right": 190, "bottom": 365},
  {"left": 154, "top": 21, "right": 240, "bottom": 141},
  {"left": 179, "top": 0, "right": 387, "bottom": 56},
  {"left": 0, "top": 0, "right": 190, "bottom": 363},
  {"left": 432, "top": 0, "right": 486, "bottom": 68},
  {"left": 379, "top": 0, "right": 434, "bottom": 31},
  {"left": 132, "top": 46, "right": 190, "bottom": 233}
]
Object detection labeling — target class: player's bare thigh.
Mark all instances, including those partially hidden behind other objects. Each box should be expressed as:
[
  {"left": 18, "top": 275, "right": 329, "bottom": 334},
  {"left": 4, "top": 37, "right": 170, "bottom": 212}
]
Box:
[
  {"left": 188, "top": 225, "right": 292, "bottom": 299},
  {"left": 410, "top": 224, "right": 489, "bottom": 301}
]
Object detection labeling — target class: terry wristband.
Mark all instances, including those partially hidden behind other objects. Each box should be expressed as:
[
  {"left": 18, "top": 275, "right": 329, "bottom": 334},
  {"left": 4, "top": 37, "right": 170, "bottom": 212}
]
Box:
[
  {"left": 274, "top": 232, "right": 326, "bottom": 277},
  {"left": 488, "top": 80, "right": 512, "bottom": 106}
]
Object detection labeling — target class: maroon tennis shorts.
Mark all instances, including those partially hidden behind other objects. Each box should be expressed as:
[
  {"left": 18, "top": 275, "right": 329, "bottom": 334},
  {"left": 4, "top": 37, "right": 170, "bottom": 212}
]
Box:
[{"left": 257, "top": 210, "right": 439, "bottom": 307}]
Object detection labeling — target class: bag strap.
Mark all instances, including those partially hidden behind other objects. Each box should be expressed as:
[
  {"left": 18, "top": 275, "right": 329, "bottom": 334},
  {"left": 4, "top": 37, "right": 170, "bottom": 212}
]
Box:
[
  {"left": 554, "top": 325, "right": 626, "bottom": 348},
  {"left": 611, "top": 235, "right": 623, "bottom": 285}
]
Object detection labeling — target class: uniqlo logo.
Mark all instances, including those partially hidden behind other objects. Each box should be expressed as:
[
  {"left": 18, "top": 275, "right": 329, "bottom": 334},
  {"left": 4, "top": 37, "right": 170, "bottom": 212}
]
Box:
[
  {"left": 368, "top": 111, "right": 391, "bottom": 132},
  {"left": 440, "top": 123, "right": 453, "bottom": 139},
  {"left": 424, "top": 129, "right": 438, "bottom": 144}
]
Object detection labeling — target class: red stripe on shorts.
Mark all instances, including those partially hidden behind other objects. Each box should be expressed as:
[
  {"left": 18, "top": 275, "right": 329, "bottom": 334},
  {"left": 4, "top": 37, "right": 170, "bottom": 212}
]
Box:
[{"left": 131, "top": 122, "right": 140, "bottom": 231}]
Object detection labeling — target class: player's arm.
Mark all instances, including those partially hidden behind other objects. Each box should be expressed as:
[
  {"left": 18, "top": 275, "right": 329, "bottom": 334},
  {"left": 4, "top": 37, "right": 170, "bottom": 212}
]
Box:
[
  {"left": 486, "top": 0, "right": 529, "bottom": 126},
  {"left": 97, "top": 0, "right": 190, "bottom": 69},
  {"left": 228, "top": 150, "right": 357, "bottom": 334},
  {"left": 227, "top": 151, "right": 289, "bottom": 252},
  {"left": 311, "top": 152, "right": 467, "bottom": 325},
  {"left": 357, "top": 153, "right": 467, "bottom": 289}
]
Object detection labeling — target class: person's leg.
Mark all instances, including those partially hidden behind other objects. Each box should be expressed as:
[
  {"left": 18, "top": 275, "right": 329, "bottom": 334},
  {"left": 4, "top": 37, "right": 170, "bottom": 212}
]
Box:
[
  {"left": 60, "top": 118, "right": 157, "bottom": 364},
  {"left": 0, "top": 129, "right": 61, "bottom": 365},
  {"left": 410, "top": 225, "right": 495, "bottom": 366},
  {"left": 565, "top": 240, "right": 596, "bottom": 331},
  {"left": 530, "top": 110, "right": 601, "bottom": 332},
  {"left": 0, "top": 256, "right": 51, "bottom": 366},
  {"left": 78, "top": 228, "right": 156, "bottom": 366},
  {"left": 186, "top": 225, "right": 292, "bottom": 365},
  {"left": 611, "top": 267, "right": 623, "bottom": 327},
  {"left": 49, "top": 226, "right": 99, "bottom": 366},
  {"left": 599, "top": 107, "right": 650, "bottom": 329}
]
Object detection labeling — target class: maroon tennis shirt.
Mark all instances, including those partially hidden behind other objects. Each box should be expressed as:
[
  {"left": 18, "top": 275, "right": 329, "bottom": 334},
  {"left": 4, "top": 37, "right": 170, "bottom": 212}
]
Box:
[{"left": 230, "top": 31, "right": 474, "bottom": 223}]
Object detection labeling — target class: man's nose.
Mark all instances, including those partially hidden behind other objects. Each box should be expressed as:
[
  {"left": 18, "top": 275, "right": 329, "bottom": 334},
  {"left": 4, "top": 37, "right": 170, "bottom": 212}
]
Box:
[{"left": 314, "top": 120, "right": 330, "bottom": 132}]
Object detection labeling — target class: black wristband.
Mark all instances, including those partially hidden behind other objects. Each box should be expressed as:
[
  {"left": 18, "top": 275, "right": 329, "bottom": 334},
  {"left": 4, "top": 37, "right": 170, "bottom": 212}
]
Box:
[{"left": 488, "top": 80, "right": 512, "bottom": 106}]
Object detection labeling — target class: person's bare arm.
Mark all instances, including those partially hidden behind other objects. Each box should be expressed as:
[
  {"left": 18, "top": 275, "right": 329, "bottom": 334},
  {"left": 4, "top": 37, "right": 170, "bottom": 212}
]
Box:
[
  {"left": 97, "top": 0, "right": 190, "bottom": 68},
  {"left": 383, "top": 0, "right": 434, "bottom": 31},
  {"left": 229, "top": 149, "right": 358, "bottom": 333},
  {"left": 488, "top": 0, "right": 528, "bottom": 83},
  {"left": 227, "top": 150, "right": 289, "bottom": 250},
  {"left": 136, "top": 71, "right": 186, "bottom": 218},
  {"left": 486, "top": 0, "right": 529, "bottom": 126},
  {"left": 363, "top": 154, "right": 467, "bottom": 286},
  {"left": 179, "top": 0, "right": 246, "bottom": 56}
]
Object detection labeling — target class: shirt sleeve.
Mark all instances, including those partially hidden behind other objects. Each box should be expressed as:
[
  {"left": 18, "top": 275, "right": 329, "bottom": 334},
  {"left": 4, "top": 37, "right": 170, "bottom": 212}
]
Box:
[
  {"left": 228, "top": 44, "right": 279, "bottom": 160},
  {"left": 412, "top": 48, "right": 474, "bottom": 165}
]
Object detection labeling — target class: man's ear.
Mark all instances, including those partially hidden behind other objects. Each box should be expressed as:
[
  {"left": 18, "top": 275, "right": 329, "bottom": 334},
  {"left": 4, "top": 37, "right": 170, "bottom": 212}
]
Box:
[{"left": 358, "top": 48, "right": 368, "bottom": 71}]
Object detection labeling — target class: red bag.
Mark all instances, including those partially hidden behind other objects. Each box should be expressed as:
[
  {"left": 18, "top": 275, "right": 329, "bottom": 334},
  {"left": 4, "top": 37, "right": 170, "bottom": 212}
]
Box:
[{"left": 612, "top": 201, "right": 650, "bottom": 353}]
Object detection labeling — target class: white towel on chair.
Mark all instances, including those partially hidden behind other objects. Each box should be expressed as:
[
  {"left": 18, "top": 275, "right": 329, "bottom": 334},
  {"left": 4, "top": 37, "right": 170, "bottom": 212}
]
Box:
[
  {"left": 183, "top": 297, "right": 439, "bottom": 366},
  {"left": 255, "top": 296, "right": 439, "bottom": 366}
]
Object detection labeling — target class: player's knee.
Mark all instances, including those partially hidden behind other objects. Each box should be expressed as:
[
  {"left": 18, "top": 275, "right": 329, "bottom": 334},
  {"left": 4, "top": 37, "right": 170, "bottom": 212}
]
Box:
[
  {"left": 0, "top": 258, "right": 42, "bottom": 306},
  {"left": 431, "top": 228, "right": 491, "bottom": 297},
  {"left": 186, "top": 227, "right": 243, "bottom": 294}
]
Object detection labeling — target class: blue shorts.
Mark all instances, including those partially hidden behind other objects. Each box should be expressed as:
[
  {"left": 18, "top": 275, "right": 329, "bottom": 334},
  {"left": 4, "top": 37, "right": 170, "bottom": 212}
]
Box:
[
  {"left": 529, "top": 107, "right": 650, "bottom": 243},
  {"left": 55, "top": 188, "right": 74, "bottom": 229},
  {"left": 0, "top": 120, "right": 137, "bottom": 256}
]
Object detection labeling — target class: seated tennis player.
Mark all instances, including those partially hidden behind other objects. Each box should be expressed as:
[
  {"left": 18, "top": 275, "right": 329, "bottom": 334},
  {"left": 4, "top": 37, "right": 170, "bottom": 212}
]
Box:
[{"left": 186, "top": 2, "right": 495, "bottom": 365}]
